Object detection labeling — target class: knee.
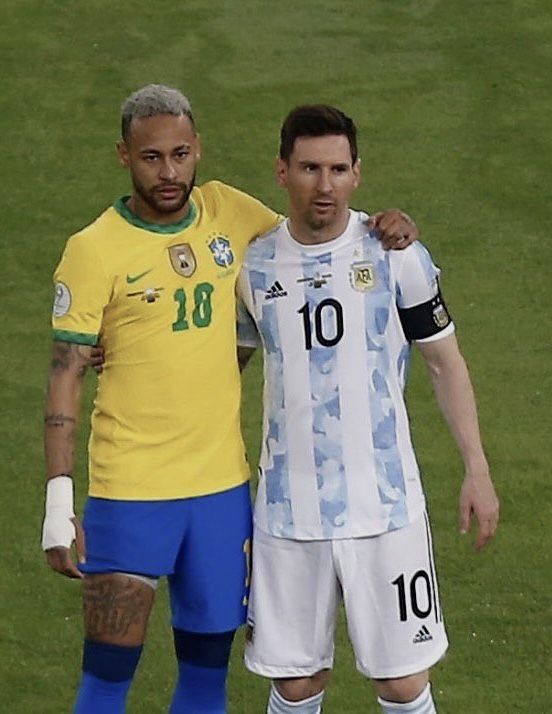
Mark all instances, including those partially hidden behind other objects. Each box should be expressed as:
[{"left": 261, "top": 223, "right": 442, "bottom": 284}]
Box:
[
  {"left": 82, "top": 639, "right": 143, "bottom": 682},
  {"left": 375, "top": 670, "right": 429, "bottom": 704},
  {"left": 276, "top": 670, "right": 329, "bottom": 702},
  {"left": 173, "top": 628, "right": 236, "bottom": 668}
]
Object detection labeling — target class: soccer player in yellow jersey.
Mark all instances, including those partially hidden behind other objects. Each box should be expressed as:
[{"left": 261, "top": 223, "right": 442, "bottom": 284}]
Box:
[{"left": 41, "top": 84, "right": 419, "bottom": 713}]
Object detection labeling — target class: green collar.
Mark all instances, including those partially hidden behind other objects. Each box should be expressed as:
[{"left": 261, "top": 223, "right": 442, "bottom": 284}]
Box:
[{"left": 113, "top": 196, "right": 197, "bottom": 234}]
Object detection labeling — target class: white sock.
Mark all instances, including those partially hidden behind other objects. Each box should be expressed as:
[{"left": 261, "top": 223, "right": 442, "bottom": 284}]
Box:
[
  {"left": 267, "top": 684, "right": 324, "bottom": 713},
  {"left": 378, "top": 683, "right": 436, "bottom": 713}
]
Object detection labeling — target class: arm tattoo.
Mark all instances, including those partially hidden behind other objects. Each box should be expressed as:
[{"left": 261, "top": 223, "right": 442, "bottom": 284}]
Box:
[
  {"left": 51, "top": 342, "right": 72, "bottom": 371},
  {"left": 83, "top": 577, "right": 152, "bottom": 639},
  {"left": 51, "top": 342, "right": 88, "bottom": 376}
]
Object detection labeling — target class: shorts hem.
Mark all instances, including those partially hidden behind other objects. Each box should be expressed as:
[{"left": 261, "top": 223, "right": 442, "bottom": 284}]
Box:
[
  {"left": 357, "top": 640, "right": 449, "bottom": 679},
  {"left": 172, "top": 613, "right": 247, "bottom": 635},
  {"left": 244, "top": 656, "right": 334, "bottom": 679},
  {"left": 79, "top": 564, "right": 162, "bottom": 578}
]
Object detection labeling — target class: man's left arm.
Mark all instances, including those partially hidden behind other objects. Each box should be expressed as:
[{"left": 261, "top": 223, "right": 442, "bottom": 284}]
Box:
[{"left": 416, "top": 334, "right": 499, "bottom": 550}]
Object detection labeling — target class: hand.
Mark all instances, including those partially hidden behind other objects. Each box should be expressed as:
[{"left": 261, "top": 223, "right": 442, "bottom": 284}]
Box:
[
  {"left": 89, "top": 345, "right": 105, "bottom": 374},
  {"left": 45, "top": 516, "right": 86, "bottom": 579},
  {"left": 367, "top": 209, "right": 419, "bottom": 250},
  {"left": 459, "top": 472, "right": 499, "bottom": 551}
]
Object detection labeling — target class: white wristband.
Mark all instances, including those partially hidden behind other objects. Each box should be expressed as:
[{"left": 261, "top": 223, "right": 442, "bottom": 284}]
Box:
[{"left": 41, "top": 476, "right": 76, "bottom": 551}]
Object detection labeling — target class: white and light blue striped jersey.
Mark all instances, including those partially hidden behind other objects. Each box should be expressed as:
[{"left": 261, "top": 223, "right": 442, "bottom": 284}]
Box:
[{"left": 237, "top": 210, "right": 454, "bottom": 540}]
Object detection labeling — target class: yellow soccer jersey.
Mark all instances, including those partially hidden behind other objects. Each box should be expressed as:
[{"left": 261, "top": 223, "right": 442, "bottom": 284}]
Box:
[{"left": 52, "top": 181, "right": 280, "bottom": 500}]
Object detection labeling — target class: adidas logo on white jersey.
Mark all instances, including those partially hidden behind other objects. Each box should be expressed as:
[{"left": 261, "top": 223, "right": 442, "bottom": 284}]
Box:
[
  {"left": 264, "top": 281, "right": 288, "bottom": 300},
  {"left": 413, "top": 625, "right": 433, "bottom": 644}
]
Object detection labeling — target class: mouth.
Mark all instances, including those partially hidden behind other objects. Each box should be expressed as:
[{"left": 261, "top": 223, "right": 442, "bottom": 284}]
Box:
[
  {"left": 156, "top": 185, "right": 183, "bottom": 200},
  {"left": 312, "top": 200, "right": 336, "bottom": 212}
]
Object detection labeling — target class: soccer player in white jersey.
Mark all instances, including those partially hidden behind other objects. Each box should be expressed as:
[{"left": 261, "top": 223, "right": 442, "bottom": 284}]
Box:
[{"left": 237, "top": 105, "right": 500, "bottom": 714}]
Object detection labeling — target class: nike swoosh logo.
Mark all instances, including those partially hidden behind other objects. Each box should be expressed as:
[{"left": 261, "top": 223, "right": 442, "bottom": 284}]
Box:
[{"left": 126, "top": 269, "right": 152, "bottom": 284}]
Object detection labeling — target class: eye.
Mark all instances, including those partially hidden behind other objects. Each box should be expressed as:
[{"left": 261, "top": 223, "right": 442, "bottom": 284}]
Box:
[
  {"left": 174, "top": 150, "right": 190, "bottom": 160},
  {"left": 143, "top": 154, "right": 158, "bottom": 162}
]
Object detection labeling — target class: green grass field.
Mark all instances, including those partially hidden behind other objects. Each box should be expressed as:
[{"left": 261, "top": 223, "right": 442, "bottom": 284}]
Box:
[{"left": 1, "top": 1, "right": 551, "bottom": 711}]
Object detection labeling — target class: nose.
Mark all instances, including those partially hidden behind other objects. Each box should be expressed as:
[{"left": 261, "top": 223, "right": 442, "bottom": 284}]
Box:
[
  {"left": 159, "top": 158, "right": 177, "bottom": 181},
  {"left": 316, "top": 168, "right": 332, "bottom": 193}
]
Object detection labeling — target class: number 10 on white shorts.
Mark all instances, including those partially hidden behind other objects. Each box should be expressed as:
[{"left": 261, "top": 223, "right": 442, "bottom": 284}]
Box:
[{"left": 245, "top": 512, "right": 448, "bottom": 680}]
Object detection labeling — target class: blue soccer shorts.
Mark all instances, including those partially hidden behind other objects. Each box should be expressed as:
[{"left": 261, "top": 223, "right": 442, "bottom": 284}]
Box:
[{"left": 80, "top": 482, "right": 252, "bottom": 633}]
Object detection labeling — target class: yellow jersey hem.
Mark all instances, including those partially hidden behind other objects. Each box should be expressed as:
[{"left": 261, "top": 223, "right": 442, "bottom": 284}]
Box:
[{"left": 87, "top": 472, "right": 250, "bottom": 501}]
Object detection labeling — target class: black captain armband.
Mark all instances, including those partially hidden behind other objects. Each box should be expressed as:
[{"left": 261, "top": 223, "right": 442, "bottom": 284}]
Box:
[{"left": 398, "top": 290, "right": 452, "bottom": 342}]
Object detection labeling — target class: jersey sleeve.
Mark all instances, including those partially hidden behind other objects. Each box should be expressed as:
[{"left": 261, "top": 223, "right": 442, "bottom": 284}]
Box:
[
  {"left": 236, "top": 266, "right": 261, "bottom": 348},
  {"left": 51, "top": 233, "right": 112, "bottom": 345},
  {"left": 394, "top": 242, "right": 455, "bottom": 343},
  {"left": 236, "top": 298, "right": 261, "bottom": 348}
]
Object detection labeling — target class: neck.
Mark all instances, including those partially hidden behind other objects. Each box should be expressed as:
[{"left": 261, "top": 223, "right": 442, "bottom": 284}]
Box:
[
  {"left": 127, "top": 194, "right": 191, "bottom": 225},
  {"left": 287, "top": 209, "right": 350, "bottom": 245}
]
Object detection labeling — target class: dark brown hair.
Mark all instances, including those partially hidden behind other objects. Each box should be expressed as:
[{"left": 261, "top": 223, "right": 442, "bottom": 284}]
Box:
[{"left": 279, "top": 104, "right": 358, "bottom": 163}]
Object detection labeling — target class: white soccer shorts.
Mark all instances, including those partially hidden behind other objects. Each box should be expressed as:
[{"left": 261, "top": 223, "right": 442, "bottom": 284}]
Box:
[{"left": 244, "top": 512, "right": 448, "bottom": 680}]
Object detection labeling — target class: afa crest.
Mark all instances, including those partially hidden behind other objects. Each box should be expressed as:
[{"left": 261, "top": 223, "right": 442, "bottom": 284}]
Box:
[
  {"left": 349, "top": 261, "right": 375, "bottom": 291},
  {"left": 433, "top": 304, "right": 450, "bottom": 328},
  {"left": 208, "top": 235, "right": 234, "bottom": 268}
]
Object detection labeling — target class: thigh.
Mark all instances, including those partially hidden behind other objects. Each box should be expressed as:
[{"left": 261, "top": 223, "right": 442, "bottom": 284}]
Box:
[
  {"left": 169, "top": 482, "right": 253, "bottom": 633},
  {"left": 83, "top": 572, "right": 155, "bottom": 646},
  {"left": 244, "top": 526, "right": 339, "bottom": 679},
  {"left": 81, "top": 497, "right": 187, "bottom": 576},
  {"left": 338, "top": 513, "right": 448, "bottom": 679}
]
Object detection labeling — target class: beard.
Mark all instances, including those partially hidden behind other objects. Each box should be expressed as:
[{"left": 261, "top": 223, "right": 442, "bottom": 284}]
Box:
[
  {"left": 132, "top": 171, "right": 196, "bottom": 216},
  {"left": 305, "top": 205, "right": 337, "bottom": 231},
  {"left": 306, "top": 215, "right": 330, "bottom": 230}
]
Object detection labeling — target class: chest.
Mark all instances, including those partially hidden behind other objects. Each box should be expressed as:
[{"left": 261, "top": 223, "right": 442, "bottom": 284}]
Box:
[
  {"left": 249, "top": 249, "right": 396, "bottom": 352},
  {"left": 105, "top": 230, "right": 243, "bottom": 332}
]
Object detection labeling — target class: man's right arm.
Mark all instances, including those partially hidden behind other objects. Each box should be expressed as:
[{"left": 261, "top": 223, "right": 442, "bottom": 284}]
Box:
[{"left": 43, "top": 341, "right": 91, "bottom": 578}]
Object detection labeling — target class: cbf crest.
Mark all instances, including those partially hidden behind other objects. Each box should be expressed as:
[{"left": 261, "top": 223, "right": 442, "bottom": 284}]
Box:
[
  {"left": 169, "top": 243, "right": 196, "bottom": 277},
  {"left": 349, "top": 261, "right": 375, "bottom": 291},
  {"left": 208, "top": 234, "right": 234, "bottom": 268}
]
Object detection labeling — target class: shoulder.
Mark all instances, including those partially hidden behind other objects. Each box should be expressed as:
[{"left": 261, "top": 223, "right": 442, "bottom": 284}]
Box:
[
  {"left": 348, "top": 210, "right": 382, "bottom": 252},
  {"left": 382, "top": 235, "right": 429, "bottom": 264},
  {"left": 194, "top": 181, "right": 280, "bottom": 242},
  {"left": 57, "top": 207, "right": 122, "bottom": 278},
  {"left": 390, "top": 240, "right": 440, "bottom": 274},
  {"left": 66, "top": 206, "right": 120, "bottom": 248},
  {"left": 196, "top": 180, "right": 269, "bottom": 212},
  {"left": 243, "top": 222, "right": 284, "bottom": 265}
]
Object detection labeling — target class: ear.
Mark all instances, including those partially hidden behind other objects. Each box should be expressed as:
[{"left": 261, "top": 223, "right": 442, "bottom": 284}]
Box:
[
  {"left": 276, "top": 157, "right": 288, "bottom": 187},
  {"left": 117, "top": 140, "right": 130, "bottom": 168},
  {"left": 352, "top": 157, "right": 361, "bottom": 189},
  {"left": 195, "top": 133, "right": 201, "bottom": 161}
]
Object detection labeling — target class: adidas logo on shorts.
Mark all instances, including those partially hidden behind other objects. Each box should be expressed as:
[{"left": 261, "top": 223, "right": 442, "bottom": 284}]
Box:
[
  {"left": 413, "top": 625, "right": 433, "bottom": 644},
  {"left": 264, "top": 281, "right": 288, "bottom": 300}
]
